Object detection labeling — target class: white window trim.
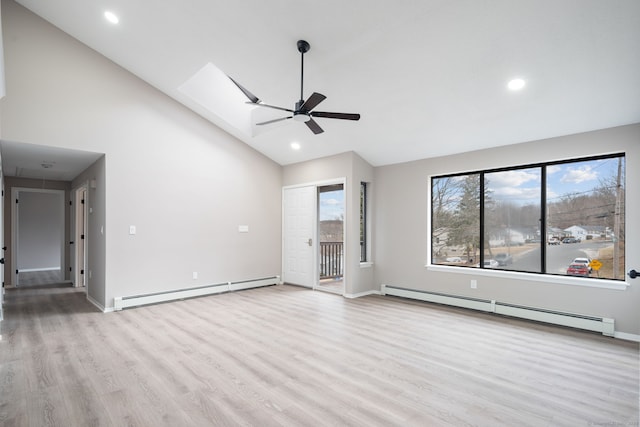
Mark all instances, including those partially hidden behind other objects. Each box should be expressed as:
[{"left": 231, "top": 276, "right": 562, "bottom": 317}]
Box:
[{"left": 426, "top": 264, "right": 629, "bottom": 291}]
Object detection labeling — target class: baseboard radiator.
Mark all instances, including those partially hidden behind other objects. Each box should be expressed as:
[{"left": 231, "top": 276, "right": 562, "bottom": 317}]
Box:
[
  {"left": 381, "top": 285, "right": 615, "bottom": 336},
  {"left": 114, "top": 276, "right": 279, "bottom": 311}
]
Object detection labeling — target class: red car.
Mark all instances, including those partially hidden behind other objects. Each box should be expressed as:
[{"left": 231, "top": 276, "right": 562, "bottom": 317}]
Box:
[{"left": 567, "top": 263, "right": 590, "bottom": 277}]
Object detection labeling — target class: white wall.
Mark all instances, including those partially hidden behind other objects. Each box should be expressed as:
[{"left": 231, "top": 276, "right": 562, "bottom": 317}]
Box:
[
  {"left": 1, "top": 0, "right": 282, "bottom": 309},
  {"left": 374, "top": 124, "right": 640, "bottom": 335}
]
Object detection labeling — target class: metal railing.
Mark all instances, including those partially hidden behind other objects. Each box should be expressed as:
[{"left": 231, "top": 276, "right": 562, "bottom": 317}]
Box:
[{"left": 320, "top": 242, "right": 343, "bottom": 279}]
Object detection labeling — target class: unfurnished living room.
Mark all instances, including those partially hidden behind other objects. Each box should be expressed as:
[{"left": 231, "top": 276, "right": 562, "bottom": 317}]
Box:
[{"left": 0, "top": 0, "right": 639, "bottom": 426}]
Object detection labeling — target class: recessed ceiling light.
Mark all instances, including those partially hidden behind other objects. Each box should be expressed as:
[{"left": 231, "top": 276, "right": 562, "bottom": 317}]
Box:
[
  {"left": 507, "top": 78, "right": 526, "bottom": 91},
  {"left": 290, "top": 142, "right": 301, "bottom": 150},
  {"left": 104, "top": 11, "right": 119, "bottom": 24}
]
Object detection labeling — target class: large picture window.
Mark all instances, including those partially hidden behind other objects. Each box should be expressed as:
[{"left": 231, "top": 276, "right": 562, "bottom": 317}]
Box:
[{"left": 431, "top": 154, "right": 625, "bottom": 280}]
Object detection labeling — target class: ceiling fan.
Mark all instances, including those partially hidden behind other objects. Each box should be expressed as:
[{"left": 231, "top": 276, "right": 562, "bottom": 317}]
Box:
[{"left": 229, "top": 40, "right": 360, "bottom": 135}]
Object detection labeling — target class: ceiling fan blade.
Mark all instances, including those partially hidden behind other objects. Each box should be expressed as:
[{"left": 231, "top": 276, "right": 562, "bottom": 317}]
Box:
[
  {"left": 228, "top": 76, "right": 260, "bottom": 104},
  {"left": 248, "top": 102, "right": 294, "bottom": 113},
  {"left": 256, "top": 116, "right": 293, "bottom": 126},
  {"left": 300, "top": 92, "right": 326, "bottom": 111},
  {"left": 305, "top": 118, "right": 324, "bottom": 134},
  {"left": 311, "top": 111, "right": 361, "bottom": 121}
]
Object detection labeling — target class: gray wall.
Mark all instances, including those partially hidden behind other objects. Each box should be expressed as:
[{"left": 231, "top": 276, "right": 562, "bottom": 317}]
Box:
[
  {"left": 71, "top": 156, "right": 106, "bottom": 307},
  {"left": 0, "top": 1, "right": 4, "bottom": 100},
  {"left": 17, "top": 191, "right": 63, "bottom": 270},
  {"left": 283, "top": 151, "right": 375, "bottom": 296},
  {"left": 1, "top": 0, "right": 283, "bottom": 309},
  {"left": 374, "top": 124, "right": 640, "bottom": 335}
]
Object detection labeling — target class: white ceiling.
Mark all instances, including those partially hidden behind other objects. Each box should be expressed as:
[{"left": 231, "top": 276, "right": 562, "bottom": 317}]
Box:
[
  {"left": 9, "top": 0, "right": 640, "bottom": 170},
  {"left": 0, "top": 140, "right": 103, "bottom": 181}
]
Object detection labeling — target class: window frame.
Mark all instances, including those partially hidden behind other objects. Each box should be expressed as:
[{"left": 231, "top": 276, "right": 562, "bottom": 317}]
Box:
[
  {"left": 360, "top": 181, "right": 368, "bottom": 263},
  {"left": 427, "top": 153, "right": 628, "bottom": 290}
]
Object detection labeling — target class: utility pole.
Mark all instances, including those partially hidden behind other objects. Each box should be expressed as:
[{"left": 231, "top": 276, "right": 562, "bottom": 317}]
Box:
[{"left": 613, "top": 157, "right": 622, "bottom": 279}]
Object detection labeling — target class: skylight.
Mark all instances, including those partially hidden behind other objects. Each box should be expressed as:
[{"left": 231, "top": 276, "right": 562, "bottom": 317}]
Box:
[{"left": 178, "top": 63, "right": 286, "bottom": 137}]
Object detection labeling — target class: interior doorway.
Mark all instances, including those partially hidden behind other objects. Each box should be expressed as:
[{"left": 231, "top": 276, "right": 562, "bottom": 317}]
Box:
[
  {"left": 1, "top": 177, "right": 4, "bottom": 320},
  {"left": 11, "top": 188, "right": 66, "bottom": 287},
  {"left": 317, "top": 184, "right": 345, "bottom": 294}
]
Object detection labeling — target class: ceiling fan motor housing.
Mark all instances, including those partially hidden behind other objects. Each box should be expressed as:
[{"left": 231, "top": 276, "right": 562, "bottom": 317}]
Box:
[{"left": 293, "top": 99, "right": 311, "bottom": 122}]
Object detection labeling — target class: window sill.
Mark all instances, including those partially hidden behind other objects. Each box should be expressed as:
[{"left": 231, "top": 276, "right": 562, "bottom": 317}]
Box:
[
  {"left": 425, "top": 264, "right": 630, "bottom": 291},
  {"left": 360, "top": 262, "right": 374, "bottom": 269}
]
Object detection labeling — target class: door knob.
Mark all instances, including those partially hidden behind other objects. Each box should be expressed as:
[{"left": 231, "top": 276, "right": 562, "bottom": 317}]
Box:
[
  {"left": 307, "top": 238, "right": 313, "bottom": 247},
  {"left": 629, "top": 269, "right": 638, "bottom": 279},
  {"left": 0, "top": 258, "right": 4, "bottom": 264}
]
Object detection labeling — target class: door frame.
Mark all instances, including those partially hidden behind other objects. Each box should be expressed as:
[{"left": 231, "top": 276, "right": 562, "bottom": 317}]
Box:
[
  {"left": 1, "top": 176, "right": 4, "bottom": 320},
  {"left": 72, "top": 182, "right": 89, "bottom": 290},
  {"left": 11, "top": 187, "right": 66, "bottom": 287},
  {"left": 282, "top": 178, "right": 347, "bottom": 295}
]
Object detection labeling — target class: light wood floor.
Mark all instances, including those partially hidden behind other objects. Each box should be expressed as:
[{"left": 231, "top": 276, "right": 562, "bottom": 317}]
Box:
[{"left": 1, "top": 282, "right": 638, "bottom": 426}]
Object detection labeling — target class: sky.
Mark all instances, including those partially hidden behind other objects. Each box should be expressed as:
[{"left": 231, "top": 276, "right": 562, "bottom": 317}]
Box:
[
  {"left": 486, "top": 156, "right": 624, "bottom": 205},
  {"left": 319, "top": 189, "right": 344, "bottom": 221}
]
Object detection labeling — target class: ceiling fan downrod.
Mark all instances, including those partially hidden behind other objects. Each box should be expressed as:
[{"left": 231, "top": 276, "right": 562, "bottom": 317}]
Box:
[{"left": 297, "top": 40, "right": 310, "bottom": 104}]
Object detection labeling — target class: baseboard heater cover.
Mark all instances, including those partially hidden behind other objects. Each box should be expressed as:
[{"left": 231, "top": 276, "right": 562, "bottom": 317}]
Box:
[
  {"left": 114, "top": 276, "right": 279, "bottom": 311},
  {"left": 381, "top": 285, "right": 615, "bottom": 336}
]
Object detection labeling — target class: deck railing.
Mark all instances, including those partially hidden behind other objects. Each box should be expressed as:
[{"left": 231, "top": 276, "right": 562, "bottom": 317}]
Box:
[{"left": 320, "top": 242, "right": 343, "bottom": 279}]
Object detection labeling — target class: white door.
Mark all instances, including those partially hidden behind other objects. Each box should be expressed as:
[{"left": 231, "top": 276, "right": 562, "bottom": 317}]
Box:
[{"left": 283, "top": 186, "right": 316, "bottom": 287}]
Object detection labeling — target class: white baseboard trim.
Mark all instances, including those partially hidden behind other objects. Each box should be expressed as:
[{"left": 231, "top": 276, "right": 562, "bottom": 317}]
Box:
[
  {"left": 113, "top": 276, "right": 280, "bottom": 311},
  {"left": 613, "top": 331, "right": 640, "bottom": 342},
  {"left": 344, "top": 290, "right": 381, "bottom": 299},
  {"left": 19, "top": 267, "right": 61, "bottom": 273},
  {"left": 381, "top": 284, "right": 620, "bottom": 338}
]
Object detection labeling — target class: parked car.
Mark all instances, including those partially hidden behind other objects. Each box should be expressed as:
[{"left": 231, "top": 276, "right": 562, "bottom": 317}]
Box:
[
  {"left": 567, "top": 263, "right": 590, "bottom": 277},
  {"left": 572, "top": 257, "right": 592, "bottom": 272},
  {"left": 562, "top": 237, "right": 579, "bottom": 244},
  {"left": 473, "top": 259, "right": 499, "bottom": 268},
  {"left": 548, "top": 237, "right": 561, "bottom": 245},
  {"left": 445, "top": 256, "right": 463, "bottom": 263},
  {"left": 494, "top": 253, "right": 513, "bottom": 266}
]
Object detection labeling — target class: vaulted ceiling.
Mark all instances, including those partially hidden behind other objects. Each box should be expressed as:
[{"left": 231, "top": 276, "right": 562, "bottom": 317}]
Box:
[{"left": 9, "top": 0, "right": 640, "bottom": 168}]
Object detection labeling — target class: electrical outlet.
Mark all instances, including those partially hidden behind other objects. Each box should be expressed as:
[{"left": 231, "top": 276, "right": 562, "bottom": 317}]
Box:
[{"left": 470, "top": 279, "right": 477, "bottom": 289}]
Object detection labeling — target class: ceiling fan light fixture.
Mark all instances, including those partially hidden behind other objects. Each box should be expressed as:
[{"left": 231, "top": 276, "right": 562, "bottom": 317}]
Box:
[{"left": 293, "top": 113, "right": 311, "bottom": 123}]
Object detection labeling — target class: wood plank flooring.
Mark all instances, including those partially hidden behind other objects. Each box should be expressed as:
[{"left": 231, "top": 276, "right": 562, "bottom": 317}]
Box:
[{"left": 0, "top": 283, "right": 638, "bottom": 426}]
